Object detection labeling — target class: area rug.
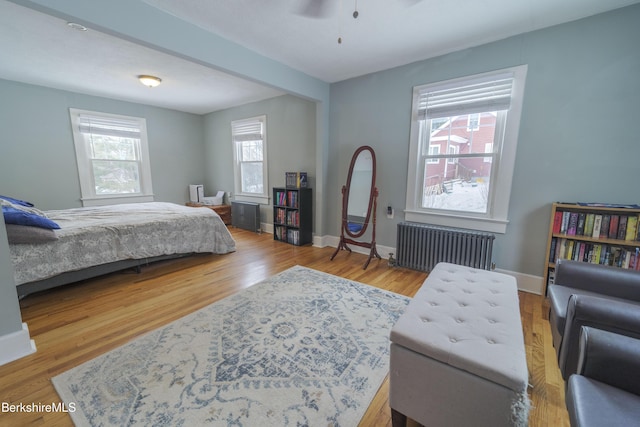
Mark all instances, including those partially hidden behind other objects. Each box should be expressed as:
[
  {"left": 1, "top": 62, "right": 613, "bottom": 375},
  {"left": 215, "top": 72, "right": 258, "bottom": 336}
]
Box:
[{"left": 52, "top": 265, "right": 410, "bottom": 426}]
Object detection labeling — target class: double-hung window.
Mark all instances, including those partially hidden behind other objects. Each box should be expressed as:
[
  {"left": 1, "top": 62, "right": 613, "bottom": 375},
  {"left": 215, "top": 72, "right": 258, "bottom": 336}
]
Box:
[
  {"left": 69, "top": 109, "right": 153, "bottom": 206},
  {"left": 405, "top": 65, "right": 527, "bottom": 233},
  {"left": 231, "top": 115, "right": 269, "bottom": 204}
]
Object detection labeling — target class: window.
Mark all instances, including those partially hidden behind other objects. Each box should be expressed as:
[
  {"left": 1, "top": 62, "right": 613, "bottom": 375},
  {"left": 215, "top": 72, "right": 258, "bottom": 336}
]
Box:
[
  {"left": 69, "top": 109, "right": 153, "bottom": 206},
  {"left": 427, "top": 145, "right": 440, "bottom": 163},
  {"left": 467, "top": 113, "right": 480, "bottom": 131},
  {"left": 405, "top": 65, "right": 528, "bottom": 233},
  {"left": 231, "top": 115, "right": 268, "bottom": 204}
]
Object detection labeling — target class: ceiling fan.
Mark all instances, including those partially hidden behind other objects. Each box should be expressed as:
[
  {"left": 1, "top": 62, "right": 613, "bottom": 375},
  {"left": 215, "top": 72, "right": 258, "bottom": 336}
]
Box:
[
  {"left": 295, "top": 0, "right": 422, "bottom": 19},
  {"left": 295, "top": 0, "right": 422, "bottom": 44}
]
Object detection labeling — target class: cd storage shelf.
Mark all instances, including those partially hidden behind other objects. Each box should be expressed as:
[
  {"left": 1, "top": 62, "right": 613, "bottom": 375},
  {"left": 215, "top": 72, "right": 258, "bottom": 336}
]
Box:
[
  {"left": 544, "top": 202, "right": 640, "bottom": 294},
  {"left": 273, "top": 187, "right": 312, "bottom": 246}
]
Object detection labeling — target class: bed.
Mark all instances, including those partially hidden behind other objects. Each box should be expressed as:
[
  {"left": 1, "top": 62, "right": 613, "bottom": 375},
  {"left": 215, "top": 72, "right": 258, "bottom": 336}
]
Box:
[{"left": 6, "top": 201, "right": 236, "bottom": 298}]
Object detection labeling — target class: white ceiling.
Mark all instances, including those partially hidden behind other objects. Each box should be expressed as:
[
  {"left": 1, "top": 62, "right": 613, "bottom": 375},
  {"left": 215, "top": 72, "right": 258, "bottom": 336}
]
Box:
[{"left": 1, "top": 0, "right": 639, "bottom": 114}]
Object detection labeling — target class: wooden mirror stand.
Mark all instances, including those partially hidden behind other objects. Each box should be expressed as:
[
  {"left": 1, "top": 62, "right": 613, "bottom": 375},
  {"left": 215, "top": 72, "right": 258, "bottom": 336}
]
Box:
[{"left": 330, "top": 145, "right": 381, "bottom": 269}]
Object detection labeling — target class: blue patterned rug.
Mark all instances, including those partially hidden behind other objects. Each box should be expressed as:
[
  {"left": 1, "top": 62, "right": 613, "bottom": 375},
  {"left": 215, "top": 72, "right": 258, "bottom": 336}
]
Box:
[{"left": 52, "top": 266, "right": 410, "bottom": 426}]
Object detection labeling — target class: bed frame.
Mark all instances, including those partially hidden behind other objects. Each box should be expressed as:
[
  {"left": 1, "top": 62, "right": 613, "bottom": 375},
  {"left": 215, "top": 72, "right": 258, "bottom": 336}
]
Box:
[{"left": 16, "top": 253, "right": 190, "bottom": 299}]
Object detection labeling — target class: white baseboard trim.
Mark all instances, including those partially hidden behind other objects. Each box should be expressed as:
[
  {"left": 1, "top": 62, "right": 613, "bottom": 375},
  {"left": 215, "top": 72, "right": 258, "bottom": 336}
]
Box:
[
  {"left": 0, "top": 322, "right": 36, "bottom": 367},
  {"left": 284, "top": 231, "right": 546, "bottom": 295},
  {"left": 314, "top": 234, "right": 394, "bottom": 259},
  {"left": 495, "top": 268, "right": 544, "bottom": 295}
]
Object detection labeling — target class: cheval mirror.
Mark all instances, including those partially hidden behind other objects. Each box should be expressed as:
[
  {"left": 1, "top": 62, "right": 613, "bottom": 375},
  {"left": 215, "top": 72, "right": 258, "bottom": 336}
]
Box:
[{"left": 330, "top": 145, "right": 381, "bottom": 269}]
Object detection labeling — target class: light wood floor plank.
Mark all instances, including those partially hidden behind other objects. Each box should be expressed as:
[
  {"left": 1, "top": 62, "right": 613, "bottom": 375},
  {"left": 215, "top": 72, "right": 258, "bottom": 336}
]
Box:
[{"left": 0, "top": 229, "right": 568, "bottom": 426}]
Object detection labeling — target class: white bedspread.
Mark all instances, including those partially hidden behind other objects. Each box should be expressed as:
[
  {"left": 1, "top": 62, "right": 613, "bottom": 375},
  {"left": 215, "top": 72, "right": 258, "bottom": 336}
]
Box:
[{"left": 10, "top": 202, "right": 236, "bottom": 285}]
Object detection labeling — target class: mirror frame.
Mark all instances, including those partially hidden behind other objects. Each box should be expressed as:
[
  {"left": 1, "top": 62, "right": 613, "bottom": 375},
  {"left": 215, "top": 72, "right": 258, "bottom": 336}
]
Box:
[{"left": 343, "top": 145, "right": 377, "bottom": 238}]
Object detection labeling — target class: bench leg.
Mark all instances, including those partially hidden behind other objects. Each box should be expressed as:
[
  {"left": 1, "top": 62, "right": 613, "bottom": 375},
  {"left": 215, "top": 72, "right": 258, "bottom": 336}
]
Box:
[{"left": 391, "top": 408, "right": 407, "bottom": 427}]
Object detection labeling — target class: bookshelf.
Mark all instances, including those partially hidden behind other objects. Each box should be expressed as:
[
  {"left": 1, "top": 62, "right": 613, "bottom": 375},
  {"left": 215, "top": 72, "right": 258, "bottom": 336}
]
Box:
[
  {"left": 273, "top": 187, "right": 312, "bottom": 246},
  {"left": 544, "top": 202, "right": 640, "bottom": 293}
]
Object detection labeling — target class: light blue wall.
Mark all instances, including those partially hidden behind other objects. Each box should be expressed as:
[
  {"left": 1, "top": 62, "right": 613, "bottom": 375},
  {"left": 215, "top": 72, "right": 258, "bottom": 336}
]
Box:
[
  {"left": 9, "top": 0, "right": 332, "bottom": 233},
  {"left": 328, "top": 4, "right": 640, "bottom": 276},
  {"left": 2, "top": 0, "right": 330, "bottom": 344},
  {"left": 0, "top": 79, "right": 205, "bottom": 209},
  {"left": 203, "top": 95, "right": 317, "bottom": 226},
  {"left": 2, "top": 3, "right": 639, "bottom": 346}
]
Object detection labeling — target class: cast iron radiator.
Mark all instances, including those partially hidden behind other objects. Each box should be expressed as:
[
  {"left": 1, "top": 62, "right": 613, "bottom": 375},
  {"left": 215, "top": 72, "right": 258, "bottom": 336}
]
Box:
[
  {"left": 396, "top": 222, "right": 495, "bottom": 272},
  {"left": 231, "top": 201, "right": 261, "bottom": 233}
]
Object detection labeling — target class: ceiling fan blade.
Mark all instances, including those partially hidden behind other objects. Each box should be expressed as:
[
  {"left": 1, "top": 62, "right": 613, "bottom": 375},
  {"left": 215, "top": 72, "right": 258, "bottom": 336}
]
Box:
[{"left": 295, "top": 0, "right": 333, "bottom": 18}]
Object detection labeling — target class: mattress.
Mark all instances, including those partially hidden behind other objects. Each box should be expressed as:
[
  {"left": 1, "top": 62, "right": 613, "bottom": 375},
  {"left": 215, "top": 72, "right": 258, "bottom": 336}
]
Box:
[{"left": 10, "top": 202, "right": 236, "bottom": 286}]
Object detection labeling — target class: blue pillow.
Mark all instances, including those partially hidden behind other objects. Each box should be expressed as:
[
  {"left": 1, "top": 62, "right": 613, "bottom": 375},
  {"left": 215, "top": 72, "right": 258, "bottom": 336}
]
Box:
[
  {"left": 347, "top": 222, "right": 364, "bottom": 233},
  {"left": 2, "top": 206, "right": 60, "bottom": 229},
  {"left": 0, "top": 195, "right": 34, "bottom": 207}
]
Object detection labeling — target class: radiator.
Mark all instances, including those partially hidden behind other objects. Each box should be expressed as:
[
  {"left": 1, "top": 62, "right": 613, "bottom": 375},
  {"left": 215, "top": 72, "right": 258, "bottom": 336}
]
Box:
[
  {"left": 231, "top": 201, "right": 261, "bottom": 232},
  {"left": 396, "top": 222, "right": 495, "bottom": 272}
]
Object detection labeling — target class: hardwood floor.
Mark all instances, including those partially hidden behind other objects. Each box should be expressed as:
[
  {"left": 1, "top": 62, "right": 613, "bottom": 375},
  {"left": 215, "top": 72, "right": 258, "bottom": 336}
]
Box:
[{"left": 0, "top": 228, "right": 569, "bottom": 426}]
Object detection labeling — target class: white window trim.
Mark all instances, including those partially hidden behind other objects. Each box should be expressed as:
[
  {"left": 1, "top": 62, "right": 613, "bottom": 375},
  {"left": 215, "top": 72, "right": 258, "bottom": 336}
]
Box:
[
  {"left": 69, "top": 108, "right": 154, "bottom": 207},
  {"left": 404, "top": 65, "right": 528, "bottom": 234},
  {"left": 231, "top": 115, "right": 269, "bottom": 205}
]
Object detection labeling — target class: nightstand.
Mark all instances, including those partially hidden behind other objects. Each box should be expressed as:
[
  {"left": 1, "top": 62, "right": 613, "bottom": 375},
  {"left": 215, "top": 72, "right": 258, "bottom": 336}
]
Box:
[{"left": 186, "top": 202, "right": 232, "bottom": 225}]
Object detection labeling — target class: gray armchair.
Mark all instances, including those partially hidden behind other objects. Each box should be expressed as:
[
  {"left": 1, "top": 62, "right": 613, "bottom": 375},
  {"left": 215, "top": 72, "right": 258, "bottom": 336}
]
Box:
[
  {"left": 547, "top": 259, "right": 640, "bottom": 379},
  {"left": 566, "top": 327, "right": 640, "bottom": 427}
]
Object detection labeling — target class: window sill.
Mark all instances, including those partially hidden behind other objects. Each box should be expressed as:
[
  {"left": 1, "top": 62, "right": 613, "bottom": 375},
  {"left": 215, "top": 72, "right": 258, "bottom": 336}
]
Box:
[
  {"left": 404, "top": 210, "right": 508, "bottom": 234},
  {"left": 81, "top": 194, "right": 154, "bottom": 207}
]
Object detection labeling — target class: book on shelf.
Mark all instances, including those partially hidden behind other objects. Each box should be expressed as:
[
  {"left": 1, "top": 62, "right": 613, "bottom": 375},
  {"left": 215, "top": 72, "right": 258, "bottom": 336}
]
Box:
[
  {"left": 287, "top": 191, "right": 299, "bottom": 209},
  {"left": 599, "top": 215, "right": 610, "bottom": 238},
  {"left": 566, "top": 240, "right": 575, "bottom": 259},
  {"left": 576, "top": 213, "right": 586, "bottom": 236},
  {"left": 274, "top": 207, "right": 286, "bottom": 224},
  {"left": 287, "top": 210, "right": 300, "bottom": 227},
  {"left": 567, "top": 212, "right": 579, "bottom": 235},
  {"left": 285, "top": 172, "right": 308, "bottom": 188},
  {"left": 274, "top": 225, "right": 286, "bottom": 241},
  {"left": 591, "top": 215, "right": 602, "bottom": 238},
  {"left": 608, "top": 215, "right": 620, "bottom": 239},
  {"left": 617, "top": 216, "right": 628, "bottom": 240},
  {"left": 552, "top": 211, "right": 563, "bottom": 234},
  {"left": 549, "top": 238, "right": 558, "bottom": 262},
  {"left": 558, "top": 239, "right": 567, "bottom": 260},
  {"left": 275, "top": 190, "right": 287, "bottom": 206},
  {"left": 287, "top": 229, "right": 300, "bottom": 245},
  {"left": 560, "top": 211, "right": 571, "bottom": 234},
  {"left": 578, "top": 242, "right": 586, "bottom": 262},
  {"left": 625, "top": 215, "right": 638, "bottom": 241},
  {"left": 591, "top": 244, "right": 602, "bottom": 264},
  {"left": 584, "top": 213, "right": 595, "bottom": 237}
]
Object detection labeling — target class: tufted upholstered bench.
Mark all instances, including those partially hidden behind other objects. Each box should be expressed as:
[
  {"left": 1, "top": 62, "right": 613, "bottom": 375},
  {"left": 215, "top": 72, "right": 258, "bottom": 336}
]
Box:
[{"left": 389, "top": 262, "right": 530, "bottom": 427}]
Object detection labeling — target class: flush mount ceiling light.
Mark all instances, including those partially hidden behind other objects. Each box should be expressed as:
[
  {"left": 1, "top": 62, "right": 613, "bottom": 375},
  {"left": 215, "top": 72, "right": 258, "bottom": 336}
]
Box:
[
  {"left": 138, "top": 75, "right": 162, "bottom": 88},
  {"left": 66, "top": 22, "right": 87, "bottom": 31}
]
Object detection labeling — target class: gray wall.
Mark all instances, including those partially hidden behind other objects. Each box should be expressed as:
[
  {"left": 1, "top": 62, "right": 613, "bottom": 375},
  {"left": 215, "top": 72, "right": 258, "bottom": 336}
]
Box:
[
  {"left": 0, "top": 79, "right": 205, "bottom": 209},
  {"left": 328, "top": 4, "right": 640, "bottom": 277},
  {"left": 203, "top": 94, "right": 317, "bottom": 226}
]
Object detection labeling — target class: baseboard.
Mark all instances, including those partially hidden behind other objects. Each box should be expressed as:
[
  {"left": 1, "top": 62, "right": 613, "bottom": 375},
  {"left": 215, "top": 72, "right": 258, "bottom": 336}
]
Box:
[
  {"left": 495, "top": 268, "right": 544, "bottom": 295},
  {"left": 314, "top": 234, "right": 394, "bottom": 259},
  {"left": 284, "top": 232, "right": 546, "bottom": 295},
  {"left": 0, "top": 322, "right": 36, "bottom": 366}
]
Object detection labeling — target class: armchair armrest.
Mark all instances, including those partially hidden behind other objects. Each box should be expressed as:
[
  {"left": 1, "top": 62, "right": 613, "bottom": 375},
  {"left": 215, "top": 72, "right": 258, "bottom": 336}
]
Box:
[
  {"left": 555, "top": 259, "right": 640, "bottom": 302},
  {"left": 558, "top": 294, "right": 640, "bottom": 379},
  {"left": 578, "top": 327, "right": 640, "bottom": 396}
]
